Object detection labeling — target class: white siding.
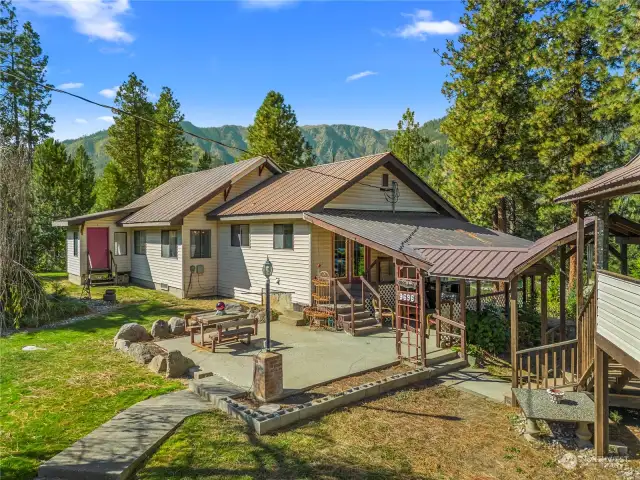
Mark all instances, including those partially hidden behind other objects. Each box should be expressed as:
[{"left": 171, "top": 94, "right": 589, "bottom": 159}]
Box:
[
  {"left": 325, "top": 166, "right": 436, "bottom": 212},
  {"left": 80, "top": 215, "right": 132, "bottom": 275},
  {"left": 310, "top": 224, "right": 332, "bottom": 278},
  {"left": 130, "top": 227, "right": 182, "bottom": 290},
  {"left": 218, "top": 220, "right": 312, "bottom": 305},
  {"left": 597, "top": 272, "right": 640, "bottom": 364},
  {"left": 66, "top": 228, "right": 80, "bottom": 276}
]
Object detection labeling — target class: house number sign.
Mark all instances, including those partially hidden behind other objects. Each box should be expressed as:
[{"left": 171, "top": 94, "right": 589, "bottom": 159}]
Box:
[{"left": 399, "top": 291, "right": 418, "bottom": 304}]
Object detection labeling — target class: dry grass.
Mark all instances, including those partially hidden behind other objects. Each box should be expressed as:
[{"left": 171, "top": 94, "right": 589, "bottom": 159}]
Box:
[{"left": 139, "top": 384, "right": 639, "bottom": 480}]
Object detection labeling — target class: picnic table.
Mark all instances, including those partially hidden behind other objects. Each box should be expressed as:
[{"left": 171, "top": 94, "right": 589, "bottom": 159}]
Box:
[
  {"left": 512, "top": 388, "right": 595, "bottom": 447},
  {"left": 185, "top": 311, "right": 254, "bottom": 352}
]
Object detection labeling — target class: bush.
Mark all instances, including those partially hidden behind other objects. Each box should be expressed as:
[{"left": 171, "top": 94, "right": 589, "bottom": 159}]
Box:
[
  {"left": 466, "top": 304, "right": 509, "bottom": 354},
  {"left": 518, "top": 305, "right": 541, "bottom": 349}
]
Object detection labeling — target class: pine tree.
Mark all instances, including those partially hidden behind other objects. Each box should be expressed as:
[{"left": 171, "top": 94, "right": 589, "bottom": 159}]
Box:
[
  {"left": 92, "top": 161, "right": 130, "bottom": 211},
  {"left": 16, "top": 21, "right": 53, "bottom": 159},
  {"left": 102, "top": 73, "right": 154, "bottom": 205},
  {"left": 243, "top": 90, "right": 315, "bottom": 170},
  {"left": 73, "top": 145, "right": 95, "bottom": 214},
  {"left": 388, "top": 108, "right": 432, "bottom": 176},
  {"left": 197, "top": 150, "right": 212, "bottom": 171},
  {"left": 146, "top": 86, "right": 191, "bottom": 189},
  {"left": 0, "top": 0, "right": 21, "bottom": 145},
  {"left": 439, "top": 0, "right": 536, "bottom": 233}
]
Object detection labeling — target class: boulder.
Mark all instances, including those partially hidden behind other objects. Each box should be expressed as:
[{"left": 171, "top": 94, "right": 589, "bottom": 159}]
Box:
[
  {"left": 224, "top": 302, "right": 247, "bottom": 314},
  {"left": 151, "top": 319, "right": 170, "bottom": 339},
  {"left": 166, "top": 350, "right": 196, "bottom": 378},
  {"left": 148, "top": 355, "right": 167, "bottom": 374},
  {"left": 256, "top": 310, "right": 267, "bottom": 324},
  {"left": 113, "top": 323, "right": 151, "bottom": 345},
  {"left": 114, "top": 339, "right": 130, "bottom": 352},
  {"left": 168, "top": 317, "right": 186, "bottom": 335},
  {"left": 128, "top": 343, "right": 165, "bottom": 365},
  {"left": 558, "top": 453, "right": 577, "bottom": 470}
]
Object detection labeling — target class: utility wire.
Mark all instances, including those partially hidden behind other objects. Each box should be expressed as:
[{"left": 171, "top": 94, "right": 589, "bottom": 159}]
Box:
[{"left": 1, "top": 67, "right": 396, "bottom": 195}]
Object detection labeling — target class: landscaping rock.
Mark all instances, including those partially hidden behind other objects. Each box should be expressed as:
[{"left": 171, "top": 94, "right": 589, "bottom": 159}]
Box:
[
  {"left": 113, "top": 323, "right": 151, "bottom": 345},
  {"left": 168, "top": 317, "right": 186, "bottom": 335},
  {"left": 166, "top": 350, "right": 196, "bottom": 378},
  {"left": 128, "top": 343, "right": 165, "bottom": 365},
  {"left": 114, "top": 339, "right": 130, "bottom": 352},
  {"left": 224, "top": 302, "right": 247, "bottom": 314},
  {"left": 256, "top": 310, "right": 267, "bottom": 324},
  {"left": 558, "top": 453, "right": 578, "bottom": 470},
  {"left": 151, "top": 320, "right": 170, "bottom": 339},
  {"left": 148, "top": 355, "right": 167, "bottom": 374}
]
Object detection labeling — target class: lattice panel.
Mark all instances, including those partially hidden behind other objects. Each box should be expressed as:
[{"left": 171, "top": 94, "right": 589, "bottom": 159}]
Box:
[{"left": 379, "top": 283, "right": 396, "bottom": 309}]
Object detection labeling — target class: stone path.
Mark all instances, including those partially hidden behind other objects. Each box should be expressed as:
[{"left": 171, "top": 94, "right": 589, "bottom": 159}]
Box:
[
  {"left": 437, "top": 367, "right": 512, "bottom": 403},
  {"left": 37, "top": 390, "right": 212, "bottom": 480}
]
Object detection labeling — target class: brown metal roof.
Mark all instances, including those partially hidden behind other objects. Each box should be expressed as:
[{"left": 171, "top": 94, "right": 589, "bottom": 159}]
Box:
[
  {"left": 52, "top": 206, "right": 141, "bottom": 227},
  {"left": 555, "top": 153, "right": 640, "bottom": 203},
  {"left": 120, "top": 156, "right": 276, "bottom": 225}
]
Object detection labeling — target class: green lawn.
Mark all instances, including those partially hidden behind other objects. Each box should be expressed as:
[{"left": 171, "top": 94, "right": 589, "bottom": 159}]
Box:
[{"left": 0, "top": 276, "right": 237, "bottom": 480}]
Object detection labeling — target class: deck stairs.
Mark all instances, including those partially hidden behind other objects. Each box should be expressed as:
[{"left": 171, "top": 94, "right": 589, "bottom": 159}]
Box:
[{"left": 334, "top": 302, "right": 381, "bottom": 336}]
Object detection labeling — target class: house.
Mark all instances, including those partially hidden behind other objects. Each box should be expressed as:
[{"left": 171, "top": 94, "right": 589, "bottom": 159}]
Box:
[{"left": 54, "top": 152, "right": 545, "bottom": 333}]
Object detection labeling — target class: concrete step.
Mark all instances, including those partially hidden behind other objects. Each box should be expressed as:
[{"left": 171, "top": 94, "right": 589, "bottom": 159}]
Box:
[
  {"left": 318, "top": 303, "right": 365, "bottom": 315},
  {"left": 429, "top": 349, "right": 460, "bottom": 366},
  {"left": 337, "top": 311, "right": 373, "bottom": 323},
  {"left": 351, "top": 322, "right": 383, "bottom": 336},
  {"left": 429, "top": 357, "right": 468, "bottom": 377}
]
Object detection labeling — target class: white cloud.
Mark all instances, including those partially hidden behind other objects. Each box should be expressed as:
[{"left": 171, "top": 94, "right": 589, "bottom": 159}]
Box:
[
  {"left": 241, "top": 0, "right": 297, "bottom": 9},
  {"left": 147, "top": 92, "right": 158, "bottom": 101},
  {"left": 397, "top": 10, "right": 461, "bottom": 39},
  {"left": 19, "top": 0, "right": 134, "bottom": 43},
  {"left": 346, "top": 71, "right": 378, "bottom": 82},
  {"left": 74, "top": 118, "right": 88, "bottom": 124},
  {"left": 97, "top": 115, "right": 114, "bottom": 124},
  {"left": 99, "top": 86, "right": 119, "bottom": 98},
  {"left": 57, "top": 82, "right": 83, "bottom": 89}
]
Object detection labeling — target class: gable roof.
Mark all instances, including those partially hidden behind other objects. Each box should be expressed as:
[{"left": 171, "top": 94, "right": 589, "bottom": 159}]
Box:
[
  {"left": 51, "top": 206, "right": 141, "bottom": 227},
  {"left": 206, "top": 152, "right": 464, "bottom": 220}
]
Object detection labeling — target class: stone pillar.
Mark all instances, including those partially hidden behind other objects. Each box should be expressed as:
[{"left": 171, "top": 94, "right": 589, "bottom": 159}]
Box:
[{"left": 253, "top": 351, "right": 283, "bottom": 402}]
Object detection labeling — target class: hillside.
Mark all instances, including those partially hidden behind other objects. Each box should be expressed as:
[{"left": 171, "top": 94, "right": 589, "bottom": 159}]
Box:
[{"left": 63, "top": 118, "right": 448, "bottom": 175}]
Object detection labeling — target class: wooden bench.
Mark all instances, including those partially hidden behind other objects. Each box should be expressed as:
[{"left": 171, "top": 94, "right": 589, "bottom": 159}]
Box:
[
  {"left": 211, "top": 316, "right": 258, "bottom": 352},
  {"left": 185, "top": 311, "right": 257, "bottom": 352}
]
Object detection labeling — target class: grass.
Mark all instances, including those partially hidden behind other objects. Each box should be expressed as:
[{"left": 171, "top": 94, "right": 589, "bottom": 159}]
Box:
[
  {"left": 0, "top": 275, "right": 245, "bottom": 480},
  {"left": 138, "top": 385, "right": 637, "bottom": 480}
]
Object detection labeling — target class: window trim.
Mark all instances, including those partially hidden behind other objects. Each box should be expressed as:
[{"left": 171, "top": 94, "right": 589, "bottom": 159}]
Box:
[
  {"left": 134, "top": 230, "right": 147, "bottom": 256},
  {"left": 231, "top": 224, "right": 250, "bottom": 248},
  {"left": 273, "top": 223, "right": 294, "bottom": 250},
  {"left": 382, "top": 173, "right": 389, "bottom": 187},
  {"left": 161, "top": 230, "right": 179, "bottom": 258},
  {"left": 73, "top": 231, "right": 79, "bottom": 257},
  {"left": 190, "top": 229, "right": 212, "bottom": 258},
  {"left": 114, "top": 231, "right": 127, "bottom": 256}
]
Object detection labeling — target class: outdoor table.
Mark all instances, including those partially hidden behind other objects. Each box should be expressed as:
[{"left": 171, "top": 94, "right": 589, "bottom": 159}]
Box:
[
  {"left": 189, "top": 312, "right": 249, "bottom": 348},
  {"left": 512, "top": 388, "right": 595, "bottom": 447}
]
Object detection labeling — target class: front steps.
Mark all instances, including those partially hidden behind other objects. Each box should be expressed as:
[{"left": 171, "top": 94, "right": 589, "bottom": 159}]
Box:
[{"left": 329, "top": 303, "right": 382, "bottom": 336}]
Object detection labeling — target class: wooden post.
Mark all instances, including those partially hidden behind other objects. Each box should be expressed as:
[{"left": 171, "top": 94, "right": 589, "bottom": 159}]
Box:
[
  {"left": 595, "top": 200, "right": 610, "bottom": 271},
  {"left": 577, "top": 201, "right": 585, "bottom": 311},
  {"left": 522, "top": 276, "right": 527, "bottom": 305},
  {"left": 530, "top": 275, "right": 536, "bottom": 310},
  {"left": 459, "top": 279, "right": 466, "bottom": 325},
  {"left": 540, "top": 274, "right": 548, "bottom": 345},
  {"left": 504, "top": 281, "right": 510, "bottom": 316},
  {"left": 559, "top": 245, "right": 567, "bottom": 341},
  {"left": 420, "top": 271, "right": 427, "bottom": 366},
  {"left": 621, "top": 243, "right": 629, "bottom": 276},
  {"left": 594, "top": 345, "right": 609, "bottom": 456},
  {"left": 510, "top": 276, "right": 519, "bottom": 406},
  {"left": 476, "top": 280, "right": 481, "bottom": 313},
  {"left": 435, "top": 277, "right": 441, "bottom": 315}
]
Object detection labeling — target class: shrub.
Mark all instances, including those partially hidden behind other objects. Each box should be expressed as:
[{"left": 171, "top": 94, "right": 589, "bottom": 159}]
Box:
[{"left": 466, "top": 304, "right": 509, "bottom": 354}]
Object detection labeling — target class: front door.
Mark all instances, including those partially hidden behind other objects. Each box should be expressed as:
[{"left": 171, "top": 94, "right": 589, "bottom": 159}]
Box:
[{"left": 86, "top": 227, "right": 109, "bottom": 270}]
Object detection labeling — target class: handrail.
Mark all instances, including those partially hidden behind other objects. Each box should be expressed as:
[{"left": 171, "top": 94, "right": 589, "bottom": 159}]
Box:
[
  {"left": 576, "top": 286, "right": 596, "bottom": 382},
  {"left": 433, "top": 313, "right": 467, "bottom": 363},
  {"left": 364, "top": 257, "right": 380, "bottom": 279},
  {"left": 334, "top": 278, "right": 355, "bottom": 333},
  {"left": 516, "top": 338, "right": 577, "bottom": 355},
  {"left": 360, "top": 276, "right": 382, "bottom": 326},
  {"left": 109, "top": 250, "right": 118, "bottom": 285},
  {"left": 577, "top": 287, "right": 595, "bottom": 322},
  {"left": 515, "top": 338, "right": 578, "bottom": 389}
]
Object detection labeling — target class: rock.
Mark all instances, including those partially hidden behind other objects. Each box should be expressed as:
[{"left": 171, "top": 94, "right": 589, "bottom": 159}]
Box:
[
  {"left": 257, "top": 403, "right": 280, "bottom": 415},
  {"left": 224, "top": 302, "right": 247, "bottom": 314},
  {"left": 247, "top": 308, "right": 260, "bottom": 320},
  {"left": 151, "top": 320, "right": 170, "bottom": 339},
  {"left": 114, "top": 339, "right": 130, "bottom": 352},
  {"left": 256, "top": 310, "right": 267, "bottom": 324},
  {"left": 168, "top": 317, "right": 186, "bottom": 335},
  {"left": 113, "top": 323, "right": 151, "bottom": 345},
  {"left": 128, "top": 343, "right": 165, "bottom": 365},
  {"left": 558, "top": 453, "right": 578, "bottom": 470},
  {"left": 166, "top": 350, "right": 196, "bottom": 378},
  {"left": 148, "top": 355, "right": 167, "bottom": 374}
]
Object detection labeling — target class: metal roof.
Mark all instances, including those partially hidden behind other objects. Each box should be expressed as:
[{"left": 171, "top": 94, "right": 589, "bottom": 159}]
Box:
[
  {"left": 119, "top": 156, "right": 277, "bottom": 225},
  {"left": 555, "top": 153, "right": 640, "bottom": 203},
  {"left": 51, "top": 206, "right": 141, "bottom": 227}
]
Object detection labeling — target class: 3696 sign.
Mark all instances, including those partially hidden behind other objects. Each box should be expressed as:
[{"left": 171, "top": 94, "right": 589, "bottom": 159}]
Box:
[{"left": 399, "top": 291, "right": 417, "bottom": 304}]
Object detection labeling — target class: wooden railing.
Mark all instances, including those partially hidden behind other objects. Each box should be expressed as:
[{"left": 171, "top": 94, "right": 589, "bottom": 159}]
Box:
[
  {"left": 545, "top": 325, "right": 561, "bottom": 344},
  {"left": 577, "top": 287, "right": 596, "bottom": 382},
  {"left": 514, "top": 339, "right": 578, "bottom": 389},
  {"left": 334, "top": 279, "right": 355, "bottom": 333},
  {"left": 360, "top": 276, "right": 381, "bottom": 324},
  {"left": 109, "top": 250, "right": 118, "bottom": 285},
  {"left": 434, "top": 313, "right": 467, "bottom": 363}
]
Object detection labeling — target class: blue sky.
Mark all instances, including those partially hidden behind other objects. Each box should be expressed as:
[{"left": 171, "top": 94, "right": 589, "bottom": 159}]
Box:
[{"left": 16, "top": 0, "right": 465, "bottom": 140}]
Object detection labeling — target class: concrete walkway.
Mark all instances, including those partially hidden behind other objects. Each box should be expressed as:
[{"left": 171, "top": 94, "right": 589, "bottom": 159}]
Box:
[
  {"left": 37, "top": 390, "right": 212, "bottom": 480},
  {"left": 437, "top": 367, "right": 512, "bottom": 404}
]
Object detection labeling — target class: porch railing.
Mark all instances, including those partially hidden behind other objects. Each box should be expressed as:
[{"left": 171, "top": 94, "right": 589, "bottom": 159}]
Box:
[
  {"left": 514, "top": 339, "right": 578, "bottom": 389},
  {"left": 577, "top": 287, "right": 596, "bottom": 384},
  {"left": 333, "top": 278, "right": 355, "bottom": 333},
  {"left": 360, "top": 276, "right": 381, "bottom": 323},
  {"left": 434, "top": 313, "right": 467, "bottom": 363}
]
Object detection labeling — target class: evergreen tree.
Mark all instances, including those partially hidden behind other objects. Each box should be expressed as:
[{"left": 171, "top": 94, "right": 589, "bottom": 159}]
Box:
[
  {"left": 197, "top": 150, "right": 212, "bottom": 171},
  {"left": 0, "top": 0, "right": 21, "bottom": 145},
  {"left": 102, "top": 73, "right": 154, "bottom": 205},
  {"left": 73, "top": 145, "right": 95, "bottom": 214},
  {"left": 16, "top": 21, "right": 53, "bottom": 159},
  {"left": 146, "top": 86, "right": 191, "bottom": 189},
  {"left": 439, "top": 0, "right": 536, "bottom": 233},
  {"left": 243, "top": 90, "right": 315, "bottom": 170},
  {"left": 388, "top": 108, "right": 432, "bottom": 175},
  {"left": 92, "top": 161, "right": 130, "bottom": 212}
]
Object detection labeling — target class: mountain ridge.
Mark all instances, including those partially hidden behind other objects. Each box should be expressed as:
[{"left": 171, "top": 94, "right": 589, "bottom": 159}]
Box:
[{"left": 63, "top": 118, "right": 447, "bottom": 175}]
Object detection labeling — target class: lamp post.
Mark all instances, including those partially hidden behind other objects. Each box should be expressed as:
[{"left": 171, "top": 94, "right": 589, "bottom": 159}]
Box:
[{"left": 262, "top": 256, "right": 273, "bottom": 352}]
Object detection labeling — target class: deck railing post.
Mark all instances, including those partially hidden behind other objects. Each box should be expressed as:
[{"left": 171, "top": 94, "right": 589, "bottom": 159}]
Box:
[{"left": 510, "top": 276, "right": 519, "bottom": 406}]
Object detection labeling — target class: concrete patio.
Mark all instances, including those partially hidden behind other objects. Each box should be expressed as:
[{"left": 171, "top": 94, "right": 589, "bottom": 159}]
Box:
[{"left": 156, "top": 321, "right": 456, "bottom": 394}]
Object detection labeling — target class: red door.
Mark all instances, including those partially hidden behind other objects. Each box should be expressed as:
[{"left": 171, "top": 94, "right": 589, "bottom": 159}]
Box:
[{"left": 87, "top": 227, "right": 109, "bottom": 270}]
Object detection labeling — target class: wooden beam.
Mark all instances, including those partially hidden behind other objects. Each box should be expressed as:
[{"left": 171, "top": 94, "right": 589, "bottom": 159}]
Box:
[
  {"left": 435, "top": 277, "right": 441, "bottom": 315},
  {"left": 595, "top": 200, "right": 610, "bottom": 270},
  {"left": 577, "top": 201, "right": 585, "bottom": 312},
  {"left": 594, "top": 346, "right": 609, "bottom": 457},
  {"left": 459, "top": 279, "right": 466, "bottom": 325},
  {"left": 614, "top": 236, "right": 640, "bottom": 245},
  {"left": 522, "top": 276, "right": 527, "bottom": 305},
  {"left": 608, "top": 244, "right": 622, "bottom": 261},
  {"left": 596, "top": 332, "right": 640, "bottom": 379},
  {"left": 530, "top": 275, "right": 536, "bottom": 309},
  {"left": 540, "top": 274, "right": 548, "bottom": 345},
  {"left": 621, "top": 243, "right": 629, "bottom": 275},
  {"left": 420, "top": 271, "right": 427, "bottom": 367},
  {"left": 609, "top": 393, "right": 640, "bottom": 410},
  {"left": 476, "top": 280, "right": 481, "bottom": 313},
  {"left": 510, "top": 276, "right": 519, "bottom": 406},
  {"left": 565, "top": 246, "right": 577, "bottom": 258},
  {"left": 504, "top": 281, "right": 509, "bottom": 318},
  {"left": 559, "top": 245, "right": 567, "bottom": 341}
]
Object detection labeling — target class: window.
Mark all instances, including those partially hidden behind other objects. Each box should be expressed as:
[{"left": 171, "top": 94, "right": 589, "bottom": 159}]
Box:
[
  {"left": 353, "top": 242, "right": 365, "bottom": 277},
  {"left": 161, "top": 230, "right": 178, "bottom": 258},
  {"left": 273, "top": 224, "right": 293, "bottom": 249},
  {"left": 73, "top": 231, "right": 79, "bottom": 257},
  {"left": 114, "top": 232, "right": 127, "bottom": 256},
  {"left": 231, "top": 224, "right": 249, "bottom": 247},
  {"left": 334, "top": 234, "right": 346, "bottom": 277},
  {"left": 382, "top": 173, "right": 389, "bottom": 187},
  {"left": 134, "top": 230, "right": 146, "bottom": 255},
  {"left": 190, "top": 230, "right": 211, "bottom": 258}
]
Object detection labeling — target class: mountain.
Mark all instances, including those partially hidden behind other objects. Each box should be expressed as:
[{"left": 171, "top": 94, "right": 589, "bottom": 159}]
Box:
[{"left": 62, "top": 118, "right": 448, "bottom": 175}]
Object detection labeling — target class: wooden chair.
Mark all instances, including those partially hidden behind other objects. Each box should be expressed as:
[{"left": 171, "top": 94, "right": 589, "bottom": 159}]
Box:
[{"left": 372, "top": 298, "right": 395, "bottom": 327}]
